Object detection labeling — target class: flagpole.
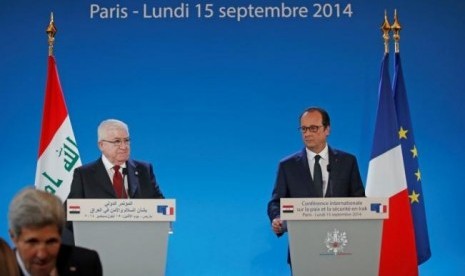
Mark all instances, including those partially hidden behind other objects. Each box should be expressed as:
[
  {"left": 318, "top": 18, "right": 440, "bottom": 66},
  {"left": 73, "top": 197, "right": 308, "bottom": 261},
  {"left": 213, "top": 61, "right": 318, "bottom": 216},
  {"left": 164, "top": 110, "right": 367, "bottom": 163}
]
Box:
[
  {"left": 46, "top": 12, "right": 57, "bottom": 57},
  {"left": 392, "top": 10, "right": 402, "bottom": 53},
  {"left": 381, "top": 10, "right": 391, "bottom": 54}
]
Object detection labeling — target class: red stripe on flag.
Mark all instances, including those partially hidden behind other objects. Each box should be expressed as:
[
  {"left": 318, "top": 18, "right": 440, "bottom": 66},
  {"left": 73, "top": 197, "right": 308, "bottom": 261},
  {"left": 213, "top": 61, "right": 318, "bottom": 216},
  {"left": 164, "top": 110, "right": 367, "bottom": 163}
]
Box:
[
  {"left": 378, "top": 190, "right": 418, "bottom": 276},
  {"left": 37, "top": 56, "right": 68, "bottom": 157}
]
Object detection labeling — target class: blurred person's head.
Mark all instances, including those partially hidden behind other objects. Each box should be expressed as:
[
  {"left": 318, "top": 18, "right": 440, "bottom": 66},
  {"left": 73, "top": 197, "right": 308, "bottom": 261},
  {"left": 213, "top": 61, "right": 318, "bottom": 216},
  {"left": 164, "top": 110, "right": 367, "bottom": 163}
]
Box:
[
  {"left": 0, "top": 237, "right": 20, "bottom": 276},
  {"left": 9, "top": 188, "right": 65, "bottom": 276}
]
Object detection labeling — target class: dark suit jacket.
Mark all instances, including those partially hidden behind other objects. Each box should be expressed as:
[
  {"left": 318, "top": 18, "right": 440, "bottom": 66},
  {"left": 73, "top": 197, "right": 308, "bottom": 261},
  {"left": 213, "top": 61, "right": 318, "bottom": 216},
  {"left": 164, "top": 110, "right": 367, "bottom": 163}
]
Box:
[
  {"left": 267, "top": 147, "right": 365, "bottom": 224},
  {"left": 18, "top": 244, "right": 102, "bottom": 276},
  {"left": 68, "top": 158, "right": 164, "bottom": 199}
]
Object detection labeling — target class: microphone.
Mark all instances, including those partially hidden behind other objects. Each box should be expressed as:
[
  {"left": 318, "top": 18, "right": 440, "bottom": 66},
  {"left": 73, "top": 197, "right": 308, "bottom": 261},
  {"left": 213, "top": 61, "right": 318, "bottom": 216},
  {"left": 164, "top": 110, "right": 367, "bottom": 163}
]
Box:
[
  {"left": 327, "top": 164, "right": 331, "bottom": 172},
  {"left": 122, "top": 168, "right": 129, "bottom": 198}
]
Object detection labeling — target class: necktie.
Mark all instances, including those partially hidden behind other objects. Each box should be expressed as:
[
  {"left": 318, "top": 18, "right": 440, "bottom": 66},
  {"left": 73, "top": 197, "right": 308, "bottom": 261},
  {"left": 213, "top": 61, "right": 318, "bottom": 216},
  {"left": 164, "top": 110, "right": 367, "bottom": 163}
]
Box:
[
  {"left": 313, "top": 155, "right": 323, "bottom": 197},
  {"left": 113, "top": 165, "right": 127, "bottom": 198}
]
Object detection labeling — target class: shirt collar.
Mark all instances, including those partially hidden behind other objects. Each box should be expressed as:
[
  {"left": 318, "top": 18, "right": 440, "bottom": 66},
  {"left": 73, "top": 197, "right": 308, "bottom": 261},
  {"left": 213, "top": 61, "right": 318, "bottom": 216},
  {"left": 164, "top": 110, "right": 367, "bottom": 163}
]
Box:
[
  {"left": 305, "top": 144, "right": 329, "bottom": 161},
  {"left": 101, "top": 155, "right": 126, "bottom": 170},
  {"left": 16, "top": 250, "right": 31, "bottom": 276}
]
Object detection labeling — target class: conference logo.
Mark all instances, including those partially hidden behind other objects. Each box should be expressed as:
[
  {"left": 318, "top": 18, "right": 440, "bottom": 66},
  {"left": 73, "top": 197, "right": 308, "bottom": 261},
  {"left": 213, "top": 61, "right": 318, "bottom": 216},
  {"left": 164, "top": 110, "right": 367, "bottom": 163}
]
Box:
[
  {"left": 157, "top": 205, "right": 174, "bottom": 215},
  {"left": 320, "top": 228, "right": 351, "bottom": 256}
]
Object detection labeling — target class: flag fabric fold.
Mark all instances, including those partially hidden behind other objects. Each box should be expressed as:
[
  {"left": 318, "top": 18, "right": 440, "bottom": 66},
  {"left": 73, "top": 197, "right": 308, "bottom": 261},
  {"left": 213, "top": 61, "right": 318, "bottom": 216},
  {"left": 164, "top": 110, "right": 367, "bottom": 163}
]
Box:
[
  {"left": 366, "top": 53, "right": 418, "bottom": 276},
  {"left": 393, "top": 52, "right": 431, "bottom": 264},
  {"left": 34, "top": 56, "right": 81, "bottom": 201}
]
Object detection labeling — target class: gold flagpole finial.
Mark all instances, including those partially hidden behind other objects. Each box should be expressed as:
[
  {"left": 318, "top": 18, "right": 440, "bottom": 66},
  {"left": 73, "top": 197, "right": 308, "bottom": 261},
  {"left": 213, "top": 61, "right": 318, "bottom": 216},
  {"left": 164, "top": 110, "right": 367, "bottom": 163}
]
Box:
[
  {"left": 391, "top": 9, "right": 402, "bottom": 53},
  {"left": 381, "top": 10, "right": 391, "bottom": 54},
  {"left": 46, "top": 12, "right": 57, "bottom": 57}
]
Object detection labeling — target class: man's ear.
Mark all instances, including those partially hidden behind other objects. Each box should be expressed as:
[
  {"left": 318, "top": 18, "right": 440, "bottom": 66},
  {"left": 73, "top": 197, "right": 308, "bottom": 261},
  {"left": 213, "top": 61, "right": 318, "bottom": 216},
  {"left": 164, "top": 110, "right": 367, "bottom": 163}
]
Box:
[
  {"left": 9, "top": 229, "right": 18, "bottom": 244},
  {"left": 98, "top": 141, "right": 104, "bottom": 151}
]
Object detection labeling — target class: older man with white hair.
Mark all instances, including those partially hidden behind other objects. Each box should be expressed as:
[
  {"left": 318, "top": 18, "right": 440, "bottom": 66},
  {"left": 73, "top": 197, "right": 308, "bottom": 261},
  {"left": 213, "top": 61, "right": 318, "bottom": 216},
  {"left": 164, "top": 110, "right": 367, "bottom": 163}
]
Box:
[
  {"left": 65, "top": 119, "right": 164, "bottom": 244},
  {"left": 69, "top": 118, "right": 164, "bottom": 199}
]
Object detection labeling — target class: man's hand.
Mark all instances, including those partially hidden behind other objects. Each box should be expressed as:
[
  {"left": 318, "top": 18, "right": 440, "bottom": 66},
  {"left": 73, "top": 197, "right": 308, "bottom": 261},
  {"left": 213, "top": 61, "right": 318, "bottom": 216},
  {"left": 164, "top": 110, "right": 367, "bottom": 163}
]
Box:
[{"left": 271, "top": 218, "right": 284, "bottom": 235}]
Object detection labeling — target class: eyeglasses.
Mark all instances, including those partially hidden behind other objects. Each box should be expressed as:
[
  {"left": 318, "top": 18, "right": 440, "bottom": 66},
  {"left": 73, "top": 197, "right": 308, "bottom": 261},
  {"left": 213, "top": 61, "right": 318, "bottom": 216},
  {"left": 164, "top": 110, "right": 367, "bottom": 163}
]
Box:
[
  {"left": 101, "top": 138, "right": 130, "bottom": 147},
  {"left": 298, "top": 125, "right": 324, "bottom": 133}
]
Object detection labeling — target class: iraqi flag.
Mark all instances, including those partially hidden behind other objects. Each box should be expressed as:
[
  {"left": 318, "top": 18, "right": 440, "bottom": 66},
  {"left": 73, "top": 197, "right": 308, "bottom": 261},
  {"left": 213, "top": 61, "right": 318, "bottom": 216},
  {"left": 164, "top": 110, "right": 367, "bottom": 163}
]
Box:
[
  {"left": 34, "top": 56, "right": 81, "bottom": 201},
  {"left": 282, "top": 205, "right": 294, "bottom": 213},
  {"left": 366, "top": 54, "right": 418, "bottom": 275}
]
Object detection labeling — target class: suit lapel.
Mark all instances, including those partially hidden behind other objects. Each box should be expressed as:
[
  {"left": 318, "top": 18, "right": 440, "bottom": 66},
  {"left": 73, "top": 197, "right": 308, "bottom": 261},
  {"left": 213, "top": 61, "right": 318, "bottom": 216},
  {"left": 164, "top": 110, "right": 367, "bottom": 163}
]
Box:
[
  {"left": 126, "top": 159, "right": 139, "bottom": 198},
  {"left": 95, "top": 159, "right": 117, "bottom": 197},
  {"left": 296, "top": 148, "right": 314, "bottom": 195},
  {"left": 56, "top": 244, "right": 80, "bottom": 275},
  {"left": 326, "top": 147, "right": 339, "bottom": 197},
  {"left": 328, "top": 147, "right": 339, "bottom": 177}
]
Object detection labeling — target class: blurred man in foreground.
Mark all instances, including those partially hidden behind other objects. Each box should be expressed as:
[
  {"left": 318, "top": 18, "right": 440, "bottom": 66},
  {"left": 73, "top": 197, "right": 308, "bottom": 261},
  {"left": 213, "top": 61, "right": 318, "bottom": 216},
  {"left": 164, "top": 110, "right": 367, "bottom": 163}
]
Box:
[{"left": 9, "top": 188, "right": 102, "bottom": 276}]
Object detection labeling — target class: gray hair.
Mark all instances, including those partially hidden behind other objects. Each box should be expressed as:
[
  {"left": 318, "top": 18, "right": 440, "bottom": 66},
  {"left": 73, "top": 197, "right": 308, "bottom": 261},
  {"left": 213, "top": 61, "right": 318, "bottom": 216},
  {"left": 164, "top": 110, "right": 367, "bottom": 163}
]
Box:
[
  {"left": 8, "top": 188, "right": 65, "bottom": 237},
  {"left": 97, "top": 119, "right": 129, "bottom": 141}
]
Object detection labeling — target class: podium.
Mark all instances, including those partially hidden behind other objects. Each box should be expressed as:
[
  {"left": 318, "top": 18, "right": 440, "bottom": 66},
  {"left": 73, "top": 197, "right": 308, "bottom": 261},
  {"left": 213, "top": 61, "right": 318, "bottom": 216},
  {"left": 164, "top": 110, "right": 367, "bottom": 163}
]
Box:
[
  {"left": 67, "top": 199, "right": 175, "bottom": 276},
  {"left": 280, "top": 197, "right": 388, "bottom": 276}
]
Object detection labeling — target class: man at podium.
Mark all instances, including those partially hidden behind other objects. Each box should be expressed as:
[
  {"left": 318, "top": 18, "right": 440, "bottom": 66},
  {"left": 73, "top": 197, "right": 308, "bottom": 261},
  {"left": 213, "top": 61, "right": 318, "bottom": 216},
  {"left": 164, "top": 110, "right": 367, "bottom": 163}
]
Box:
[
  {"left": 64, "top": 119, "right": 165, "bottom": 244},
  {"left": 267, "top": 107, "right": 365, "bottom": 254},
  {"left": 68, "top": 119, "right": 164, "bottom": 200}
]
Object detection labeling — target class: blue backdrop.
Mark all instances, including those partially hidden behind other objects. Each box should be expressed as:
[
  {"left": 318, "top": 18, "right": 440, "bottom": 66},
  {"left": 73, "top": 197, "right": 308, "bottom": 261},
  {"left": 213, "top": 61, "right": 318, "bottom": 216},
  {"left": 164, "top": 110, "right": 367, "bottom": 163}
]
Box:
[{"left": 1, "top": 0, "right": 464, "bottom": 275}]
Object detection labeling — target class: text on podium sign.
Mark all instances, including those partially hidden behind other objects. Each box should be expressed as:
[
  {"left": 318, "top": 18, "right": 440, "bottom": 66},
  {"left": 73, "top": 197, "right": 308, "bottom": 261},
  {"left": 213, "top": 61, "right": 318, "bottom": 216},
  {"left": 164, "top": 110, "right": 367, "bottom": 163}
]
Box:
[
  {"left": 67, "top": 199, "right": 176, "bottom": 222},
  {"left": 280, "top": 197, "right": 388, "bottom": 220}
]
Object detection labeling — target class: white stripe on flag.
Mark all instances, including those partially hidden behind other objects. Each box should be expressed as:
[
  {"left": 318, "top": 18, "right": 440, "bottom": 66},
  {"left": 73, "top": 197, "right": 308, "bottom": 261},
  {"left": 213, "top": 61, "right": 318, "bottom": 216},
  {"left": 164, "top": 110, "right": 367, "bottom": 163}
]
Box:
[
  {"left": 366, "top": 145, "right": 407, "bottom": 198},
  {"left": 35, "top": 116, "right": 81, "bottom": 201}
]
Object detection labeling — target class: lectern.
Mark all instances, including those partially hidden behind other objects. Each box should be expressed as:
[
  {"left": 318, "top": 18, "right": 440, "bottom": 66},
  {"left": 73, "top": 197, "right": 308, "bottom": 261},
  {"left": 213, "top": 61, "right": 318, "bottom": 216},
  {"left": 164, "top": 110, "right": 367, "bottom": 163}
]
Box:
[
  {"left": 67, "top": 199, "right": 175, "bottom": 276},
  {"left": 280, "top": 197, "right": 388, "bottom": 276}
]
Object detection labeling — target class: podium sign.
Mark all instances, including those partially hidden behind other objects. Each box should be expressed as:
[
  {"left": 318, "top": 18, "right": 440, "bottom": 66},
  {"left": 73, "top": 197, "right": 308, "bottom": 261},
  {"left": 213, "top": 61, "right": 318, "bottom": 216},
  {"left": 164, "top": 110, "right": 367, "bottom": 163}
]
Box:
[
  {"left": 67, "top": 199, "right": 175, "bottom": 276},
  {"left": 280, "top": 197, "right": 388, "bottom": 276}
]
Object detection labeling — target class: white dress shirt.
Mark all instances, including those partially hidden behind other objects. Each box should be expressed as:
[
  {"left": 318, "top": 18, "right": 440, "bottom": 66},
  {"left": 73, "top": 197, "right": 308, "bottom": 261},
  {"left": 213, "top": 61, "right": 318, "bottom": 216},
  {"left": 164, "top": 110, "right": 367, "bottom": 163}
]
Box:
[{"left": 306, "top": 144, "right": 329, "bottom": 197}]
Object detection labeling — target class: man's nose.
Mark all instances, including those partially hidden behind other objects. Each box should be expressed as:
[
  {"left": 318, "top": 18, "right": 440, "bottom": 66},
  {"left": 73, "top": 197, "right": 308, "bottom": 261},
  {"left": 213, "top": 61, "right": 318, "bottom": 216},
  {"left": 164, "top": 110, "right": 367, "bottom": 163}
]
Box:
[
  {"left": 35, "top": 246, "right": 49, "bottom": 259},
  {"left": 119, "top": 142, "right": 129, "bottom": 149}
]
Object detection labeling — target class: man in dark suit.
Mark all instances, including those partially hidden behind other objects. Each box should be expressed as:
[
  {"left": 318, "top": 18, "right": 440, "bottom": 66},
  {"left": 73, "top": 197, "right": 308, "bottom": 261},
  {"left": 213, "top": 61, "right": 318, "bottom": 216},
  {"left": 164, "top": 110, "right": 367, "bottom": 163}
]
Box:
[
  {"left": 9, "top": 188, "right": 102, "bottom": 276},
  {"left": 64, "top": 119, "right": 164, "bottom": 244},
  {"left": 68, "top": 119, "right": 164, "bottom": 199},
  {"left": 267, "top": 107, "right": 365, "bottom": 238}
]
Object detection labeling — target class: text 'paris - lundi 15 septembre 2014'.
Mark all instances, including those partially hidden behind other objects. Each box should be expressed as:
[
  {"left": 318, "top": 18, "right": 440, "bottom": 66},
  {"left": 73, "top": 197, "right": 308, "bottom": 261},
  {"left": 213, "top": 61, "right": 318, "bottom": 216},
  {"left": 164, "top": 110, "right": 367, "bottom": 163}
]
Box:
[{"left": 89, "top": 2, "right": 354, "bottom": 22}]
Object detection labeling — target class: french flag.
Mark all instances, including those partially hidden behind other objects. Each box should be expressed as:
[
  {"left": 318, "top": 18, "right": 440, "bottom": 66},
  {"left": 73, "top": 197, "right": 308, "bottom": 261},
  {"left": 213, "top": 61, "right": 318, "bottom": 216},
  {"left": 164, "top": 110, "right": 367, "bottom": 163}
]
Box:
[
  {"left": 157, "top": 205, "right": 174, "bottom": 215},
  {"left": 370, "top": 203, "right": 388, "bottom": 213},
  {"left": 366, "top": 54, "right": 418, "bottom": 276}
]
